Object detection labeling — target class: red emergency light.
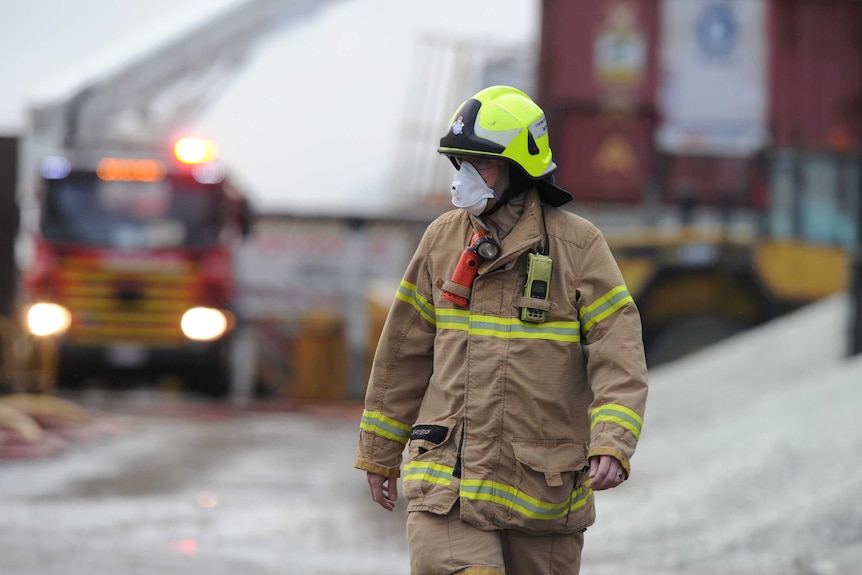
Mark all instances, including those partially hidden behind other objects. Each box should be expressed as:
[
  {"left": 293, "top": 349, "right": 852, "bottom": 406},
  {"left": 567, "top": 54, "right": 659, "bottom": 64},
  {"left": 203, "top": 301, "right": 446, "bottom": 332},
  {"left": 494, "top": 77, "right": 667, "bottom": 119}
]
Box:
[{"left": 96, "top": 158, "right": 167, "bottom": 182}]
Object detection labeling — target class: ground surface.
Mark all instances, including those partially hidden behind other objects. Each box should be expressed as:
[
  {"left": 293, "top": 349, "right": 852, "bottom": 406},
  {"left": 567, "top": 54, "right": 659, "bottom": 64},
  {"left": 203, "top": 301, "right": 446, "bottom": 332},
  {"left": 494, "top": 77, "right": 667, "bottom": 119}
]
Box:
[{"left": 1, "top": 295, "right": 860, "bottom": 575}]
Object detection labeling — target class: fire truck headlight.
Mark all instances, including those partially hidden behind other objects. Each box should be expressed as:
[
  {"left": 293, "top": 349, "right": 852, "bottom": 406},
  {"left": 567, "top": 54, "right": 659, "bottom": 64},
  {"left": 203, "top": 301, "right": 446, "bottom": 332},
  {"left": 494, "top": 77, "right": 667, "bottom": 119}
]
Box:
[
  {"left": 181, "top": 307, "right": 230, "bottom": 341},
  {"left": 27, "top": 303, "right": 71, "bottom": 336}
]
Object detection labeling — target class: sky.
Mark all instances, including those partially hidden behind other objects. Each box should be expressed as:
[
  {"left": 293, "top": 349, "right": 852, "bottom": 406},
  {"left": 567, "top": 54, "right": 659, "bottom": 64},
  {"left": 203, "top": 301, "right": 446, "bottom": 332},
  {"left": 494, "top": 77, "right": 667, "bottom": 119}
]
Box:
[
  {"left": 0, "top": 0, "right": 539, "bottom": 214},
  {"left": 0, "top": 0, "right": 242, "bottom": 126}
]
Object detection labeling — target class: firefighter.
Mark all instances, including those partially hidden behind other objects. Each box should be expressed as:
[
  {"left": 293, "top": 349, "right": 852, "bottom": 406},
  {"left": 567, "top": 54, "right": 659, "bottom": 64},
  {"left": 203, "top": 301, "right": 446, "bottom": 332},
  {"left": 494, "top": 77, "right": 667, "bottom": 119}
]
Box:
[{"left": 355, "top": 85, "right": 648, "bottom": 575}]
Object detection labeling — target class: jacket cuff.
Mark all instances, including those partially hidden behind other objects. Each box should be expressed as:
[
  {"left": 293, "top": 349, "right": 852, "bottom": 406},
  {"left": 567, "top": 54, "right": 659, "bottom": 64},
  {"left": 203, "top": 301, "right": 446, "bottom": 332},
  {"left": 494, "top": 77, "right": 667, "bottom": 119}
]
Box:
[
  {"left": 354, "top": 458, "right": 401, "bottom": 478},
  {"left": 357, "top": 431, "right": 406, "bottom": 467},
  {"left": 589, "top": 420, "right": 638, "bottom": 474}
]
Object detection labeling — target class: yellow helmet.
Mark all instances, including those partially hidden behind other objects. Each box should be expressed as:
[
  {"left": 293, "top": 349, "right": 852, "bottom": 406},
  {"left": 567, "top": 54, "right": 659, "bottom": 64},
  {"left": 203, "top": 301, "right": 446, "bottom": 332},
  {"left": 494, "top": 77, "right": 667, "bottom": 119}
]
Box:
[{"left": 438, "top": 85, "right": 572, "bottom": 206}]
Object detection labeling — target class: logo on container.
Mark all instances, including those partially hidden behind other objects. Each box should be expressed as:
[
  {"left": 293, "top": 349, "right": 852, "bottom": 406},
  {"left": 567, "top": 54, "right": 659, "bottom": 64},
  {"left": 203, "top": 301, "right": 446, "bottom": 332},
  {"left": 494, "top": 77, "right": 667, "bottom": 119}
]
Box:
[{"left": 696, "top": 2, "right": 738, "bottom": 59}]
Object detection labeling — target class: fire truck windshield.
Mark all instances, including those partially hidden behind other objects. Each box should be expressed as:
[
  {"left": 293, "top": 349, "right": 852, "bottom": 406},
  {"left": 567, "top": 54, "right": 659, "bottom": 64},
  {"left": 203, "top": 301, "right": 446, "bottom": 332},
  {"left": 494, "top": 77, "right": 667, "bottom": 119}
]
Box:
[{"left": 41, "top": 171, "right": 224, "bottom": 248}]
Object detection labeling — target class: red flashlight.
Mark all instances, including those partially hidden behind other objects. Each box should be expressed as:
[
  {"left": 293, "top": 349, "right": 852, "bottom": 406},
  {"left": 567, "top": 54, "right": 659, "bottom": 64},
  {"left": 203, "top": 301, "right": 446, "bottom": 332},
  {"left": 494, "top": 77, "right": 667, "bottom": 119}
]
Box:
[{"left": 441, "top": 233, "right": 500, "bottom": 308}]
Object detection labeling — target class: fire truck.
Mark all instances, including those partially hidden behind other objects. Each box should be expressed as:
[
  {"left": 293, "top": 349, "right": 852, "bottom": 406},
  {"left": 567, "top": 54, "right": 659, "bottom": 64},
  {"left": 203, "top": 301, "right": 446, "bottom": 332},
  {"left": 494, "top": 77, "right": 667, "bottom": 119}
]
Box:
[
  {"left": 20, "top": 137, "right": 250, "bottom": 396},
  {"left": 9, "top": 1, "right": 347, "bottom": 396}
]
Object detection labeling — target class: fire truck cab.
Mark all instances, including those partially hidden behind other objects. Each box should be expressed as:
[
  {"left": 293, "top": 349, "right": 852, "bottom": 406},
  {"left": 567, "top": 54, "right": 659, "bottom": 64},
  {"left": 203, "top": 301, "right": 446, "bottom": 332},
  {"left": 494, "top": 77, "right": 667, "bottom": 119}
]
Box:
[{"left": 21, "top": 137, "right": 250, "bottom": 396}]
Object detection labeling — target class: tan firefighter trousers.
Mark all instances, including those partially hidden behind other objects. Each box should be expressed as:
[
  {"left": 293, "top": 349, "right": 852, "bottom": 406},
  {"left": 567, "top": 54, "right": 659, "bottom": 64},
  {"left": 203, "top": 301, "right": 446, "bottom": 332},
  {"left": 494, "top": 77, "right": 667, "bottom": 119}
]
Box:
[{"left": 406, "top": 504, "right": 585, "bottom": 575}]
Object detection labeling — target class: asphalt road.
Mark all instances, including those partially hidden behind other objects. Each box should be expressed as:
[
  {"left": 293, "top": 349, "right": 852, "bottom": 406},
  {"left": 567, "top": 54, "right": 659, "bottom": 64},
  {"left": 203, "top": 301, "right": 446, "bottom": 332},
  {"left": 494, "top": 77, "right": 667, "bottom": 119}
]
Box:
[{"left": 0, "top": 391, "right": 409, "bottom": 575}]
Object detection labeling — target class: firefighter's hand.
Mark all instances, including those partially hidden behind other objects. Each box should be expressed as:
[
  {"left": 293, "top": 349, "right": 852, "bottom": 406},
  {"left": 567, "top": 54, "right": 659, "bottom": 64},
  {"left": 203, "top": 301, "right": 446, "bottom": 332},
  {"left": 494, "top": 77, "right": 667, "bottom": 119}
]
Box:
[
  {"left": 588, "top": 455, "right": 626, "bottom": 491},
  {"left": 367, "top": 471, "right": 398, "bottom": 511}
]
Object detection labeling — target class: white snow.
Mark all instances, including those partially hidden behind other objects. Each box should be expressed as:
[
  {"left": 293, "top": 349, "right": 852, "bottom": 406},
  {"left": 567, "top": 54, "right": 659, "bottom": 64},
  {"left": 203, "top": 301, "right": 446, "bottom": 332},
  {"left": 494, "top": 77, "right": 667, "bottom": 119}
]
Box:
[{"left": 582, "top": 293, "right": 862, "bottom": 575}]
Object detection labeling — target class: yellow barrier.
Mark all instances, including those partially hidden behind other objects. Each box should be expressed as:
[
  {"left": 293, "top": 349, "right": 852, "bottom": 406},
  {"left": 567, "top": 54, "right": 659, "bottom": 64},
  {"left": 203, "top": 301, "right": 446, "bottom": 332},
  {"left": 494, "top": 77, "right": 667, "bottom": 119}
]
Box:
[
  {"left": 0, "top": 315, "right": 57, "bottom": 394},
  {"left": 292, "top": 312, "right": 346, "bottom": 401}
]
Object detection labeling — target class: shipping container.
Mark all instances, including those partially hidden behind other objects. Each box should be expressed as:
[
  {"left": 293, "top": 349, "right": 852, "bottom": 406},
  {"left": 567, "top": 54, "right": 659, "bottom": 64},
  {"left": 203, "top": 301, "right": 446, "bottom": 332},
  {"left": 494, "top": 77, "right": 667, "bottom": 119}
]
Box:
[
  {"left": 539, "top": 0, "right": 861, "bottom": 208},
  {"left": 539, "top": 0, "right": 659, "bottom": 203},
  {"left": 538, "top": 0, "right": 862, "bottom": 364},
  {"left": 770, "top": 0, "right": 862, "bottom": 150}
]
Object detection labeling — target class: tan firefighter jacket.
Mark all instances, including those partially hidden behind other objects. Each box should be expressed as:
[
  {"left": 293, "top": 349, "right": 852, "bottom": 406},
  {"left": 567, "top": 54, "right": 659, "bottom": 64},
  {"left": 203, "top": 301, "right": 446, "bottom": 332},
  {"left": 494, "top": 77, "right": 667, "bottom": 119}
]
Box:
[{"left": 355, "top": 189, "right": 648, "bottom": 535}]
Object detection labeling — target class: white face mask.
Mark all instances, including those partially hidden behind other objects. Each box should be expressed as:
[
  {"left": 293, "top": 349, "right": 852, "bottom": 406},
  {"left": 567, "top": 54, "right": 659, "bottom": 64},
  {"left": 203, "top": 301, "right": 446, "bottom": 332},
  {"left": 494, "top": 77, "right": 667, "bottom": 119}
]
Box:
[{"left": 450, "top": 162, "right": 498, "bottom": 216}]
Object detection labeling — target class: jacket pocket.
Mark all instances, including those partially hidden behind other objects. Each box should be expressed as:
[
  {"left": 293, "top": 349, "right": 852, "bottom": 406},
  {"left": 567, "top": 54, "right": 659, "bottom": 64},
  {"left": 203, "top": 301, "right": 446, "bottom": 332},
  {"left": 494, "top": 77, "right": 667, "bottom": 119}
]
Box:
[
  {"left": 510, "top": 440, "right": 594, "bottom": 533},
  {"left": 512, "top": 441, "right": 588, "bottom": 487},
  {"left": 408, "top": 424, "right": 451, "bottom": 457},
  {"left": 404, "top": 419, "right": 459, "bottom": 505}
]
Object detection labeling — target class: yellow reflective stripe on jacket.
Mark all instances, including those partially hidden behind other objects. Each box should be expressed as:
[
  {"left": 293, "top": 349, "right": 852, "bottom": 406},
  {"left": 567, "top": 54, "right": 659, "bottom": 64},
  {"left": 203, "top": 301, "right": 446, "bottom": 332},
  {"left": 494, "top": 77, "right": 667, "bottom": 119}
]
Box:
[
  {"left": 460, "top": 479, "right": 592, "bottom": 520},
  {"left": 394, "top": 279, "right": 581, "bottom": 341},
  {"left": 403, "top": 463, "right": 592, "bottom": 521},
  {"left": 590, "top": 404, "right": 643, "bottom": 439},
  {"left": 403, "top": 461, "right": 455, "bottom": 486},
  {"left": 395, "top": 279, "right": 436, "bottom": 324},
  {"left": 436, "top": 309, "right": 581, "bottom": 343},
  {"left": 360, "top": 410, "right": 412, "bottom": 444},
  {"left": 580, "top": 285, "right": 633, "bottom": 334}
]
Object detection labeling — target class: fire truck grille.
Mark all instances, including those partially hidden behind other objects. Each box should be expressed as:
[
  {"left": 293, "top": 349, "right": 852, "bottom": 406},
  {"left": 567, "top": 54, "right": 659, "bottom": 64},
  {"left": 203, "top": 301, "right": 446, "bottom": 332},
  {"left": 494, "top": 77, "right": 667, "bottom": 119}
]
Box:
[{"left": 56, "top": 257, "right": 201, "bottom": 347}]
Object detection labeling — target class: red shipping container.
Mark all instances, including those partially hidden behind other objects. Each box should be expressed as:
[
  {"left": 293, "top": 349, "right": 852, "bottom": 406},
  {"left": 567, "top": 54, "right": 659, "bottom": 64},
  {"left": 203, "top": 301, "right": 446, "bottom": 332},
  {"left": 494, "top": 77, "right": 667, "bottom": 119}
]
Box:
[
  {"left": 553, "top": 112, "right": 655, "bottom": 203},
  {"left": 539, "top": 0, "right": 660, "bottom": 107},
  {"left": 770, "top": 0, "right": 862, "bottom": 151},
  {"left": 539, "top": 0, "right": 660, "bottom": 204},
  {"left": 538, "top": 0, "right": 862, "bottom": 207}
]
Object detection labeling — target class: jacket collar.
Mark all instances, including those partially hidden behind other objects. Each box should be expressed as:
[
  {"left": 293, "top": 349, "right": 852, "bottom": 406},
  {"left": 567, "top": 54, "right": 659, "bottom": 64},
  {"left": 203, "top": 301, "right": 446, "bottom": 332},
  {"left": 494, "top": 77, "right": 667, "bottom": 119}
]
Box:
[{"left": 472, "top": 188, "right": 545, "bottom": 274}]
